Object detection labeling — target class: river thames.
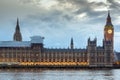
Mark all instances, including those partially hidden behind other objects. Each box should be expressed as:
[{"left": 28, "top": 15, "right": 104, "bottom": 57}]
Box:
[{"left": 0, "top": 69, "right": 120, "bottom": 80}]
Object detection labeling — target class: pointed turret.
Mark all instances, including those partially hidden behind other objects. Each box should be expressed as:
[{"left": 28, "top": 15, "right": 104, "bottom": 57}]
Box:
[
  {"left": 106, "top": 10, "right": 113, "bottom": 26},
  {"left": 13, "top": 18, "right": 22, "bottom": 41},
  {"left": 16, "top": 18, "right": 20, "bottom": 31},
  {"left": 70, "top": 37, "right": 74, "bottom": 49}
]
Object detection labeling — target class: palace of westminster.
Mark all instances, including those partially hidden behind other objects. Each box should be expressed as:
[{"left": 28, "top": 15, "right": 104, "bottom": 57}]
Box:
[{"left": 0, "top": 11, "right": 117, "bottom": 67}]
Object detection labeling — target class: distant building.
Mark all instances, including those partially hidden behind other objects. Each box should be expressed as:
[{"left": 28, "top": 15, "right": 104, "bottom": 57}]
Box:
[{"left": 0, "top": 11, "right": 115, "bottom": 67}]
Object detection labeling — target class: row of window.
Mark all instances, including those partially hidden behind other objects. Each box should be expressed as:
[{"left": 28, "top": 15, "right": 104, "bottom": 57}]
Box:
[
  {"left": 0, "top": 53, "right": 87, "bottom": 58},
  {"left": 0, "top": 58, "right": 87, "bottom": 62}
]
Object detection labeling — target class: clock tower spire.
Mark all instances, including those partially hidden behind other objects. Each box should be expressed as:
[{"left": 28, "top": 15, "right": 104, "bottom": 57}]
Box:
[
  {"left": 104, "top": 11, "right": 114, "bottom": 42},
  {"left": 106, "top": 10, "right": 112, "bottom": 26}
]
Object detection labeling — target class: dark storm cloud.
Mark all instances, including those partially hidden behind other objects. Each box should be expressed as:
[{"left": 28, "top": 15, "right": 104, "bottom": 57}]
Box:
[
  {"left": 23, "top": 0, "right": 108, "bottom": 28},
  {"left": 0, "top": 0, "right": 119, "bottom": 31},
  {"left": 23, "top": 10, "right": 73, "bottom": 29},
  {"left": 55, "top": 0, "right": 120, "bottom": 29},
  {"left": 57, "top": 0, "right": 107, "bottom": 16},
  {"left": 27, "top": 10, "right": 72, "bottom": 22},
  {"left": 0, "top": 0, "right": 119, "bottom": 27},
  {"left": 107, "top": 0, "right": 120, "bottom": 10}
]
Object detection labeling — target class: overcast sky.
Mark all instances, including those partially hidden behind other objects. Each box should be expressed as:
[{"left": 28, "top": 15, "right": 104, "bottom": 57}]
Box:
[{"left": 0, "top": 0, "right": 120, "bottom": 51}]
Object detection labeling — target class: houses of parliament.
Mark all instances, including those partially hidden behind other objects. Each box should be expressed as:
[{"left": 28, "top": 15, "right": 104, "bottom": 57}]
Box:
[{"left": 0, "top": 12, "right": 115, "bottom": 67}]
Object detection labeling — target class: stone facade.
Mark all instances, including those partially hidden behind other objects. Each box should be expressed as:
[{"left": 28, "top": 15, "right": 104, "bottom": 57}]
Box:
[{"left": 0, "top": 12, "right": 114, "bottom": 67}]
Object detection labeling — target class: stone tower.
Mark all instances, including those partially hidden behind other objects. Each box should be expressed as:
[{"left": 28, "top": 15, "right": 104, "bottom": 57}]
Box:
[
  {"left": 13, "top": 18, "right": 22, "bottom": 41},
  {"left": 87, "top": 38, "right": 97, "bottom": 67},
  {"left": 104, "top": 11, "right": 114, "bottom": 48},
  {"left": 104, "top": 11, "right": 114, "bottom": 67}
]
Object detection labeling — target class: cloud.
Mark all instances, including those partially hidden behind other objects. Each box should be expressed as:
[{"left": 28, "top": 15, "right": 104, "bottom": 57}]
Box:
[
  {"left": 18, "top": 0, "right": 35, "bottom": 4},
  {"left": 107, "top": 0, "right": 120, "bottom": 10},
  {"left": 0, "top": 0, "right": 120, "bottom": 50}
]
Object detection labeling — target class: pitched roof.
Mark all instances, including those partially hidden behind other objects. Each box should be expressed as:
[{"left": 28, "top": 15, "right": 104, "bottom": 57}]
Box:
[{"left": 0, "top": 41, "right": 31, "bottom": 47}]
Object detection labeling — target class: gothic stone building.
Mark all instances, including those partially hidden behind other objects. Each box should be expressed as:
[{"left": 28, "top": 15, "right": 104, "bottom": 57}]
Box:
[{"left": 0, "top": 12, "right": 114, "bottom": 67}]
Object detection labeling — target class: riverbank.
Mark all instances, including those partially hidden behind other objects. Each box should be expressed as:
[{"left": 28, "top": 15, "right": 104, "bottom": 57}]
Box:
[{"left": 0, "top": 65, "right": 120, "bottom": 69}]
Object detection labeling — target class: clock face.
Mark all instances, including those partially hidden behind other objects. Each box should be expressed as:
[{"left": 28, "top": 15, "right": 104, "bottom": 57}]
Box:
[{"left": 107, "top": 29, "right": 112, "bottom": 34}]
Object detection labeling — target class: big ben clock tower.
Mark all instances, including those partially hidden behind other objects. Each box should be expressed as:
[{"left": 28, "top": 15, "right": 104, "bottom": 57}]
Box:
[
  {"left": 104, "top": 11, "right": 114, "bottom": 66},
  {"left": 104, "top": 11, "right": 114, "bottom": 48}
]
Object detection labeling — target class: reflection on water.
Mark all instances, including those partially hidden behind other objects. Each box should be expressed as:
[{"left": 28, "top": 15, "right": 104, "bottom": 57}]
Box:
[{"left": 0, "top": 69, "right": 120, "bottom": 80}]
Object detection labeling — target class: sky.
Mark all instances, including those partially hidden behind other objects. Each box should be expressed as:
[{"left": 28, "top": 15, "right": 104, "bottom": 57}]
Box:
[{"left": 0, "top": 0, "right": 120, "bottom": 51}]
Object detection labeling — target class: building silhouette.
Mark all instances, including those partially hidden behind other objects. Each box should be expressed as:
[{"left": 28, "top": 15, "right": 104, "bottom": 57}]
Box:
[
  {"left": 70, "top": 38, "right": 74, "bottom": 49},
  {"left": 0, "top": 12, "right": 114, "bottom": 67}
]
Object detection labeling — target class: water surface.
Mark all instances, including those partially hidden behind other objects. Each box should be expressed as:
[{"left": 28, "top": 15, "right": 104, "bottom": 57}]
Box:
[{"left": 0, "top": 69, "right": 120, "bottom": 80}]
